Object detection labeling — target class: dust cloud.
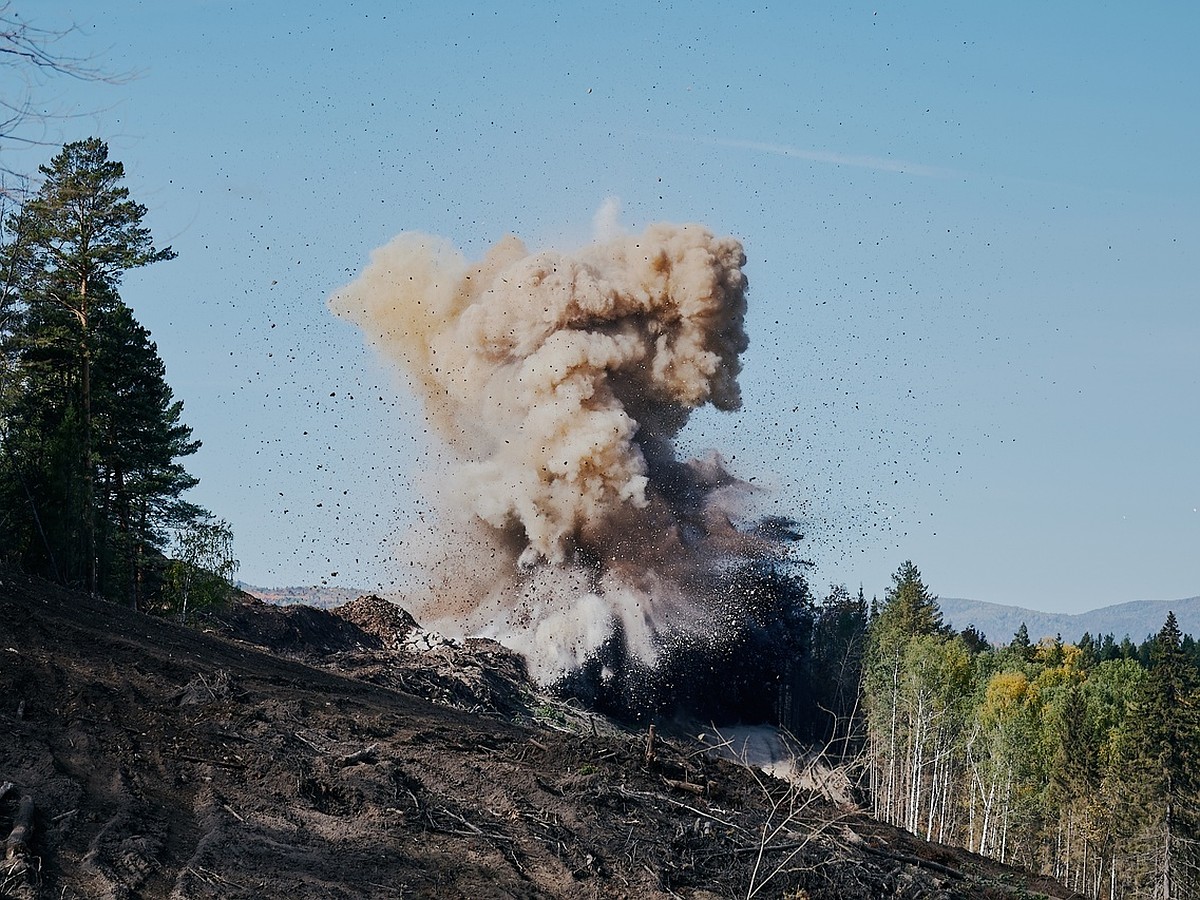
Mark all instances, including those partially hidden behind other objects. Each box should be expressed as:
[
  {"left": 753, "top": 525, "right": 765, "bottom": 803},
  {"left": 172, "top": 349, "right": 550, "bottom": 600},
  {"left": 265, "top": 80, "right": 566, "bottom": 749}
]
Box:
[{"left": 331, "top": 219, "right": 791, "bottom": 682}]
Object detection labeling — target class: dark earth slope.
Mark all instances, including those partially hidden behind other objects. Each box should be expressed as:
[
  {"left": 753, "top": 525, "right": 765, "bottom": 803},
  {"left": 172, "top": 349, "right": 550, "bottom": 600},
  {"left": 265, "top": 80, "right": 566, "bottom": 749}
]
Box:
[{"left": 0, "top": 573, "right": 1081, "bottom": 899}]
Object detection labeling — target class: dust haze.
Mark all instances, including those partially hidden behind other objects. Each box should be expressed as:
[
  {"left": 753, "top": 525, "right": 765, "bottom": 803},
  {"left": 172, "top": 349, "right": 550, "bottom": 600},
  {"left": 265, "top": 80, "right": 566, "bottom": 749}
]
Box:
[{"left": 331, "top": 216, "right": 793, "bottom": 681}]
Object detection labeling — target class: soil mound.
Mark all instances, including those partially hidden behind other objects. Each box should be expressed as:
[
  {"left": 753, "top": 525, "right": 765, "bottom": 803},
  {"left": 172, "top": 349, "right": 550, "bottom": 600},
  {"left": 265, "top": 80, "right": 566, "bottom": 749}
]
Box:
[
  {"left": 332, "top": 595, "right": 419, "bottom": 646},
  {"left": 203, "top": 591, "right": 379, "bottom": 655}
]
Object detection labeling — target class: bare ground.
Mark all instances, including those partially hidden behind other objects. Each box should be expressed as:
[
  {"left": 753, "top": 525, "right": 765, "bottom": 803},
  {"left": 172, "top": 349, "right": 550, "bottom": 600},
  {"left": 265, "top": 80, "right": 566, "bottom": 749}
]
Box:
[{"left": 0, "top": 573, "right": 1083, "bottom": 900}]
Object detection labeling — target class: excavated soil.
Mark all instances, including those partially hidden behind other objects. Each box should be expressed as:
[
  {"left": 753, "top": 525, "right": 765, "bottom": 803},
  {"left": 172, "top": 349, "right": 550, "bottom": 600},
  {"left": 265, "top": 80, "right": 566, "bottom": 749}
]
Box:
[{"left": 0, "top": 572, "right": 1083, "bottom": 899}]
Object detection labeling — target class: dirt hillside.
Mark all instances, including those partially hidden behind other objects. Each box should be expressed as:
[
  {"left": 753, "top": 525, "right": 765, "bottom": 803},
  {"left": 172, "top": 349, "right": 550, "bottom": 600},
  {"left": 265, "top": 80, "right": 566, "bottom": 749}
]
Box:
[{"left": 0, "top": 573, "right": 1081, "bottom": 899}]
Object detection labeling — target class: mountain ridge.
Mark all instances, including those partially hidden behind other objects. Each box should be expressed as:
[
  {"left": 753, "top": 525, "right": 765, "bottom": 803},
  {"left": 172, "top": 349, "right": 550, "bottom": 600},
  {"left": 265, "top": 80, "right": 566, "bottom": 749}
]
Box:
[
  {"left": 939, "top": 594, "right": 1200, "bottom": 645},
  {"left": 239, "top": 582, "right": 1200, "bottom": 647}
]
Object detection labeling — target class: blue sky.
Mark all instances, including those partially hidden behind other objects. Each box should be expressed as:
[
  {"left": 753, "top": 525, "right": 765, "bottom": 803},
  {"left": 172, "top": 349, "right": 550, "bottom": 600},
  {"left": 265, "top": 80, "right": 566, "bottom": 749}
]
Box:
[{"left": 9, "top": 1, "right": 1197, "bottom": 613}]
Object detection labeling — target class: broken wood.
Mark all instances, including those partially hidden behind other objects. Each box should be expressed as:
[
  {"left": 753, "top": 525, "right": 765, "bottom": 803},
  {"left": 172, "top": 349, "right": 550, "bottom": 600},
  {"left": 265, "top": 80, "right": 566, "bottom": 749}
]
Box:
[
  {"left": 171, "top": 753, "right": 247, "bottom": 770},
  {"left": 339, "top": 743, "right": 379, "bottom": 767},
  {"left": 662, "top": 777, "right": 706, "bottom": 796},
  {"left": 644, "top": 724, "right": 657, "bottom": 766},
  {"left": 292, "top": 731, "right": 326, "bottom": 753},
  {"left": 222, "top": 803, "right": 245, "bottom": 823},
  {"left": 4, "top": 792, "right": 34, "bottom": 861},
  {"left": 859, "top": 843, "right": 966, "bottom": 879},
  {"left": 615, "top": 785, "right": 742, "bottom": 832}
]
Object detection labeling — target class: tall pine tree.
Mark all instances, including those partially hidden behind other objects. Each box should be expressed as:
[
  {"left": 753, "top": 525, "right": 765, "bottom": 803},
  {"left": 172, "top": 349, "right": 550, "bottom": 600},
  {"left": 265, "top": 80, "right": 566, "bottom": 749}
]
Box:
[
  {"left": 0, "top": 138, "right": 199, "bottom": 607},
  {"left": 1121, "top": 612, "right": 1200, "bottom": 899}
]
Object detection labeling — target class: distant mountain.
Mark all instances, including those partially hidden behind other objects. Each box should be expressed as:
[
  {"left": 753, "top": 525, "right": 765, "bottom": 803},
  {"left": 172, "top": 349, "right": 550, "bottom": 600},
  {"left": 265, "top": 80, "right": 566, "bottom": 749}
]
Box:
[
  {"left": 939, "top": 595, "right": 1200, "bottom": 645},
  {"left": 238, "top": 582, "right": 368, "bottom": 609},
  {"left": 239, "top": 582, "right": 1200, "bottom": 647}
]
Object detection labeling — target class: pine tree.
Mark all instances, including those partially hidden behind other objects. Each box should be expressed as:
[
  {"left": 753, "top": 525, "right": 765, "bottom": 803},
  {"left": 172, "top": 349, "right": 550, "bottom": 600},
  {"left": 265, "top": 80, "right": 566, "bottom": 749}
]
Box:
[
  {"left": 1121, "top": 612, "right": 1200, "bottom": 898},
  {"left": 91, "top": 301, "right": 201, "bottom": 605},
  {"left": 0, "top": 138, "right": 198, "bottom": 607},
  {"left": 2, "top": 138, "right": 176, "bottom": 594},
  {"left": 1009, "top": 623, "right": 1034, "bottom": 662},
  {"left": 877, "top": 560, "right": 945, "bottom": 639}
]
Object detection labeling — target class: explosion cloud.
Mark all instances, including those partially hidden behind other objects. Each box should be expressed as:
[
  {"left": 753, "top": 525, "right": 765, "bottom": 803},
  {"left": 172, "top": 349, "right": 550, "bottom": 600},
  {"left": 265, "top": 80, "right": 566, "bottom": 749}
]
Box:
[{"left": 331, "top": 221, "right": 794, "bottom": 685}]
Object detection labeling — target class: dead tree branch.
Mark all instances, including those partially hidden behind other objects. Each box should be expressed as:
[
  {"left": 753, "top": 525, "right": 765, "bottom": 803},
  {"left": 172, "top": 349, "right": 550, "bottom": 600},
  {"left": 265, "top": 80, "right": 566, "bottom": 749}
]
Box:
[
  {"left": 3, "top": 789, "right": 34, "bottom": 861},
  {"left": 1, "top": 2, "right": 134, "bottom": 190}
]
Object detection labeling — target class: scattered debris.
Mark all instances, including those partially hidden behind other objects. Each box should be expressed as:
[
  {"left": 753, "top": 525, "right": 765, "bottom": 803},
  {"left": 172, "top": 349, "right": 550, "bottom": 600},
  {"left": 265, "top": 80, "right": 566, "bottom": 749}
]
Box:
[{"left": 1, "top": 572, "right": 1084, "bottom": 899}]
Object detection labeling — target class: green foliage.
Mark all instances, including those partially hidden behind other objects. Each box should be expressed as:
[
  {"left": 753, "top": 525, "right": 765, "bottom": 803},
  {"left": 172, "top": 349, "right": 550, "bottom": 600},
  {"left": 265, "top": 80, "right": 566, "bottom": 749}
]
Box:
[
  {"left": 160, "top": 515, "right": 238, "bottom": 621},
  {"left": 13, "top": 137, "right": 176, "bottom": 284},
  {"left": 1008, "top": 622, "right": 1034, "bottom": 662},
  {"left": 874, "top": 560, "right": 945, "bottom": 643},
  {"left": 0, "top": 138, "right": 202, "bottom": 608},
  {"left": 1112, "top": 613, "right": 1200, "bottom": 896},
  {"left": 859, "top": 565, "right": 1200, "bottom": 898}
]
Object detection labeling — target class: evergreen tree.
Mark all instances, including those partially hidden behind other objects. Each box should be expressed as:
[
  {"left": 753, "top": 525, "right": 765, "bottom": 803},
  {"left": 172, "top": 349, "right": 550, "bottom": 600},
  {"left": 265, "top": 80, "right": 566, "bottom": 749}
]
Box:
[
  {"left": 1099, "top": 632, "right": 1119, "bottom": 662},
  {"left": 877, "top": 560, "right": 945, "bottom": 639},
  {"left": 1121, "top": 612, "right": 1200, "bottom": 898},
  {"left": 1119, "top": 636, "right": 1138, "bottom": 661},
  {"left": 959, "top": 624, "right": 989, "bottom": 655},
  {"left": 0, "top": 138, "right": 197, "bottom": 607},
  {"left": 1077, "top": 631, "right": 1098, "bottom": 668},
  {"left": 91, "top": 301, "right": 201, "bottom": 605},
  {"left": 1009, "top": 623, "right": 1034, "bottom": 662},
  {"left": 863, "top": 561, "right": 955, "bottom": 831}
]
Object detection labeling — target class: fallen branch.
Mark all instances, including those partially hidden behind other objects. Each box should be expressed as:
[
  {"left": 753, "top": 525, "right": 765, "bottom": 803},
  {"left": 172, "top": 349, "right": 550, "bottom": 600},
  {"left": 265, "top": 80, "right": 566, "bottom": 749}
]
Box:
[
  {"left": 4, "top": 792, "right": 34, "bottom": 861},
  {"left": 292, "top": 731, "right": 326, "bottom": 753},
  {"left": 340, "top": 743, "right": 379, "bottom": 767},
  {"left": 186, "top": 864, "right": 229, "bottom": 886},
  {"left": 222, "top": 803, "right": 245, "bottom": 823},
  {"left": 858, "top": 843, "right": 966, "bottom": 879},
  {"left": 429, "top": 807, "right": 516, "bottom": 844},
  {"left": 663, "top": 778, "right": 708, "bottom": 797},
  {"left": 171, "top": 753, "right": 247, "bottom": 770},
  {"left": 615, "top": 786, "right": 742, "bottom": 832}
]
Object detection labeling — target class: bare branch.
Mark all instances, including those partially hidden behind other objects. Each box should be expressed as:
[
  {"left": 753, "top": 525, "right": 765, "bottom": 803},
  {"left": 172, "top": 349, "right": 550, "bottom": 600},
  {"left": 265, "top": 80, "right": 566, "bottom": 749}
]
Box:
[
  {"left": 1, "top": 2, "right": 133, "bottom": 188},
  {"left": 1, "top": 2, "right": 112, "bottom": 82}
]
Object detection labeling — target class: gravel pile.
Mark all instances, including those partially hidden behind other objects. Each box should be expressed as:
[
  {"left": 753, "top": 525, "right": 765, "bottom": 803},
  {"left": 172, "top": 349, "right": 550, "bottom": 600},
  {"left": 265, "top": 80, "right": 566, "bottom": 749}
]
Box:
[{"left": 332, "top": 594, "right": 419, "bottom": 647}]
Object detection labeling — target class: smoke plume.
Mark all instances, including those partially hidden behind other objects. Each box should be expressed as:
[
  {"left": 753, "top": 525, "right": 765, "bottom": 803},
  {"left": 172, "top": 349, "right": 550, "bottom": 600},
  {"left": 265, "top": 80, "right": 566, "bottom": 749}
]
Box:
[{"left": 331, "top": 221, "right": 795, "bottom": 685}]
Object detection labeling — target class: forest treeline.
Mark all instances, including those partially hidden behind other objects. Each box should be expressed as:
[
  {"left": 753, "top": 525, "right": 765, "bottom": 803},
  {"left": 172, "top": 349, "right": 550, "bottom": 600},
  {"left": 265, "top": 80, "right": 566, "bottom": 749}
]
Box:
[
  {"left": 796, "top": 560, "right": 1199, "bottom": 900},
  {"left": 0, "top": 139, "right": 234, "bottom": 614}
]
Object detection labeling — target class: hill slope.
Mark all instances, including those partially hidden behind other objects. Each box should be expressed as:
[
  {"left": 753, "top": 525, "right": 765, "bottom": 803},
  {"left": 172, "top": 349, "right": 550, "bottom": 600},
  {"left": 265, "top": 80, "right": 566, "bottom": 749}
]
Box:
[
  {"left": 0, "top": 573, "right": 1081, "bottom": 899},
  {"left": 940, "top": 594, "right": 1200, "bottom": 644}
]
